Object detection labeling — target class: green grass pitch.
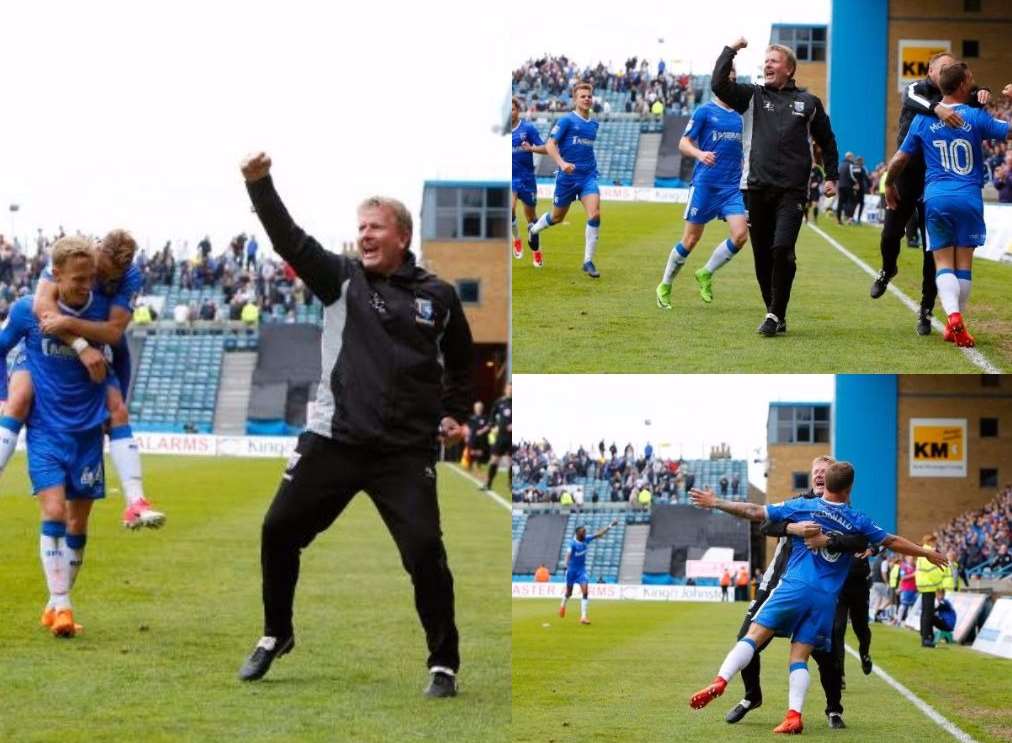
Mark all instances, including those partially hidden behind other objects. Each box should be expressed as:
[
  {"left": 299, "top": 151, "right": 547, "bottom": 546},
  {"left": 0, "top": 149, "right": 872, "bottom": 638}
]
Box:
[
  {"left": 512, "top": 599, "right": 1012, "bottom": 742},
  {"left": 0, "top": 454, "right": 510, "bottom": 743},
  {"left": 512, "top": 199, "right": 1012, "bottom": 373}
]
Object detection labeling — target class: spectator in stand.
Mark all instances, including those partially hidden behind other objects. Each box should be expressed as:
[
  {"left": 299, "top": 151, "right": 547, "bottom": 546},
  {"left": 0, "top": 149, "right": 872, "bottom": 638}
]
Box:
[
  {"left": 241, "top": 297, "right": 260, "bottom": 327},
  {"left": 199, "top": 298, "right": 217, "bottom": 321},
  {"left": 719, "top": 475, "right": 729, "bottom": 497},
  {"left": 534, "top": 564, "right": 550, "bottom": 582},
  {"left": 992, "top": 543, "right": 1012, "bottom": 572},
  {"left": 731, "top": 473, "right": 740, "bottom": 496},
  {"left": 198, "top": 234, "right": 212, "bottom": 261},
  {"left": 246, "top": 233, "right": 259, "bottom": 271},
  {"left": 173, "top": 300, "right": 192, "bottom": 328},
  {"left": 991, "top": 152, "right": 1012, "bottom": 203}
]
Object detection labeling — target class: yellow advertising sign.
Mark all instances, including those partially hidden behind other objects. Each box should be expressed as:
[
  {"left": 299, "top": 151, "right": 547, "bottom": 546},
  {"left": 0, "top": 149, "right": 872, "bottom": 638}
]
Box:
[
  {"left": 897, "top": 40, "right": 951, "bottom": 92},
  {"left": 909, "top": 418, "right": 966, "bottom": 477}
]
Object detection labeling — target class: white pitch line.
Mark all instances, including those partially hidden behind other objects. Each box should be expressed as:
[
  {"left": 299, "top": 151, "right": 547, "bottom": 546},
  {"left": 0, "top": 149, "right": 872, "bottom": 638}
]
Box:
[
  {"left": 806, "top": 223, "right": 1002, "bottom": 374},
  {"left": 444, "top": 463, "right": 512, "bottom": 512},
  {"left": 843, "top": 644, "right": 978, "bottom": 742}
]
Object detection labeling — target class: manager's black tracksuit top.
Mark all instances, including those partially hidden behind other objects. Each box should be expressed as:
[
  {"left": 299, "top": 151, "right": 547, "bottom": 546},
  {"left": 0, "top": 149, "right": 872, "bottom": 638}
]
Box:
[
  {"left": 247, "top": 176, "right": 473, "bottom": 452},
  {"left": 711, "top": 45, "right": 839, "bottom": 191}
]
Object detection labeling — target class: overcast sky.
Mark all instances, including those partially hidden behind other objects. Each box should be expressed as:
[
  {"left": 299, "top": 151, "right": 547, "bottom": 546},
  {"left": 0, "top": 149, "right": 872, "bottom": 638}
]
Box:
[
  {"left": 511, "top": 0, "right": 831, "bottom": 82},
  {"left": 514, "top": 375, "right": 835, "bottom": 489},
  {"left": 2, "top": 1, "right": 506, "bottom": 260}
]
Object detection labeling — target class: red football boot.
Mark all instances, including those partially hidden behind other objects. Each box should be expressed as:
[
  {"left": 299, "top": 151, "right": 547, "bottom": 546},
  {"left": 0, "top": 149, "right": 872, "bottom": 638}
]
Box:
[
  {"left": 513, "top": 238, "right": 523, "bottom": 259},
  {"left": 946, "top": 312, "right": 975, "bottom": 348},
  {"left": 689, "top": 676, "right": 727, "bottom": 709},
  {"left": 772, "top": 710, "right": 804, "bottom": 734},
  {"left": 532, "top": 250, "right": 544, "bottom": 268}
]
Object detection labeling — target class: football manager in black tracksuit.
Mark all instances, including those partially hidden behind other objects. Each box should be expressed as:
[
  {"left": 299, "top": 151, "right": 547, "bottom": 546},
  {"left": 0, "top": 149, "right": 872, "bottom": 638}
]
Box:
[
  {"left": 870, "top": 50, "right": 992, "bottom": 335},
  {"left": 236, "top": 152, "right": 473, "bottom": 698},
  {"left": 726, "top": 456, "right": 869, "bottom": 730},
  {"left": 712, "top": 37, "right": 840, "bottom": 336}
]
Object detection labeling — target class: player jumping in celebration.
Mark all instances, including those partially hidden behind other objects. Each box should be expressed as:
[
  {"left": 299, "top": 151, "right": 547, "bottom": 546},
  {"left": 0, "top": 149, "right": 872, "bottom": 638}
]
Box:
[
  {"left": 687, "top": 462, "right": 946, "bottom": 734},
  {"left": 511, "top": 97, "right": 547, "bottom": 266},
  {"left": 528, "top": 82, "right": 603, "bottom": 278},
  {"left": 559, "top": 518, "right": 618, "bottom": 624},
  {"left": 885, "top": 65, "right": 1012, "bottom": 347},
  {"left": 0, "top": 238, "right": 117, "bottom": 637},
  {"left": 656, "top": 69, "right": 748, "bottom": 309},
  {"left": 0, "top": 230, "right": 165, "bottom": 530}
]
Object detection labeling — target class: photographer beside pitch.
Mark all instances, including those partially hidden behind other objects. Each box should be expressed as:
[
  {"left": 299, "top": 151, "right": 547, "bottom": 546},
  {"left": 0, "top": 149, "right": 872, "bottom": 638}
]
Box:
[
  {"left": 711, "top": 37, "right": 840, "bottom": 337},
  {"left": 237, "top": 152, "right": 474, "bottom": 698}
]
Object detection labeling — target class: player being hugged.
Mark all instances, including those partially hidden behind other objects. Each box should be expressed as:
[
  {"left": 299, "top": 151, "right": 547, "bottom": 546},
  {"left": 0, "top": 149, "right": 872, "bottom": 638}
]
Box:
[
  {"left": 687, "top": 462, "right": 946, "bottom": 734},
  {"left": 559, "top": 518, "right": 618, "bottom": 625},
  {"left": 0, "top": 238, "right": 117, "bottom": 638},
  {"left": 885, "top": 63, "right": 1012, "bottom": 348},
  {"left": 511, "top": 98, "right": 548, "bottom": 267},
  {"left": 656, "top": 65, "right": 748, "bottom": 309},
  {"left": 528, "top": 82, "right": 603, "bottom": 279}
]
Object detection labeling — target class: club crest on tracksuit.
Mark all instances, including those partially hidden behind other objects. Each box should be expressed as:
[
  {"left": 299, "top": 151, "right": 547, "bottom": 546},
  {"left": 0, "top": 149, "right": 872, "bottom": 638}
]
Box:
[{"left": 415, "top": 297, "right": 435, "bottom": 326}]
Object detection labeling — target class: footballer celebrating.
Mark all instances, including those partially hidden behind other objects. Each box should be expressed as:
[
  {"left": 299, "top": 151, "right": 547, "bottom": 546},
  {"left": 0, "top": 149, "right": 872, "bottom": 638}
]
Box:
[
  {"left": 656, "top": 67, "right": 748, "bottom": 309},
  {"left": 687, "top": 462, "right": 946, "bottom": 734},
  {"left": 559, "top": 519, "right": 619, "bottom": 624},
  {"left": 528, "top": 82, "right": 604, "bottom": 278},
  {"left": 885, "top": 66, "right": 1012, "bottom": 347},
  {"left": 0, "top": 238, "right": 118, "bottom": 637},
  {"left": 511, "top": 97, "right": 548, "bottom": 266}
]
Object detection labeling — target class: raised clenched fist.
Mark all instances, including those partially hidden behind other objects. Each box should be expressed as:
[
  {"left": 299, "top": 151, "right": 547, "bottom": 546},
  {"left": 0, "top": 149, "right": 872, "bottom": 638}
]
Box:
[{"left": 241, "top": 152, "right": 272, "bottom": 182}]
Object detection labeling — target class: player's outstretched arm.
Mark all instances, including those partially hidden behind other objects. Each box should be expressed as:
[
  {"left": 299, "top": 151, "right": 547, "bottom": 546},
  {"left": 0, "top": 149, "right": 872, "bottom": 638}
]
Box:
[
  {"left": 689, "top": 488, "right": 766, "bottom": 522},
  {"left": 241, "top": 152, "right": 346, "bottom": 306},
  {"left": 711, "top": 40, "right": 754, "bottom": 114},
  {"left": 593, "top": 518, "right": 620, "bottom": 540},
  {"left": 881, "top": 534, "right": 947, "bottom": 567},
  {"left": 521, "top": 142, "right": 548, "bottom": 155}
]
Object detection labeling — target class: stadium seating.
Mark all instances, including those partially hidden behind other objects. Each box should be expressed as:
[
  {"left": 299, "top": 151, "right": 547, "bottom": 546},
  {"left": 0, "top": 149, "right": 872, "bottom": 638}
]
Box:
[{"left": 129, "top": 331, "right": 226, "bottom": 433}]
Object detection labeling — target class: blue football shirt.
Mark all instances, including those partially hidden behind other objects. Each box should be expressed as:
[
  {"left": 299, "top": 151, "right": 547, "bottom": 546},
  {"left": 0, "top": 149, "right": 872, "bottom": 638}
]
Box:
[
  {"left": 0, "top": 296, "right": 108, "bottom": 432},
  {"left": 765, "top": 497, "right": 889, "bottom": 595},
  {"left": 567, "top": 535, "right": 596, "bottom": 572},
  {"left": 683, "top": 101, "right": 743, "bottom": 188},
  {"left": 512, "top": 121, "right": 544, "bottom": 179},
  {"left": 900, "top": 106, "right": 1009, "bottom": 201},
  {"left": 549, "top": 112, "right": 599, "bottom": 177}
]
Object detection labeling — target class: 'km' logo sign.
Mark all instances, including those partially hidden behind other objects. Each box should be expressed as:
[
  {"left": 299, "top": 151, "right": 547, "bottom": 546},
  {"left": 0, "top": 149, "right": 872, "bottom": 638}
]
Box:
[{"left": 914, "top": 441, "right": 958, "bottom": 459}]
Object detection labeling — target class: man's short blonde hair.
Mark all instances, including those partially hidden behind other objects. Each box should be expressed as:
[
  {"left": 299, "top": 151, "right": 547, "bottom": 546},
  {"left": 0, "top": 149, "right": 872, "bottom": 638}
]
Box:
[
  {"left": 766, "top": 44, "right": 798, "bottom": 76},
  {"left": 51, "top": 236, "right": 96, "bottom": 269},
  {"left": 572, "top": 81, "right": 593, "bottom": 97},
  {"left": 359, "top": 196, "right": 412, "bottom": 249},
  {"left": 812, "top": 455, "right": 836, "bottom": 467},
  {"left": 100, "top": 228, "right": 137, "bottom": 266}
]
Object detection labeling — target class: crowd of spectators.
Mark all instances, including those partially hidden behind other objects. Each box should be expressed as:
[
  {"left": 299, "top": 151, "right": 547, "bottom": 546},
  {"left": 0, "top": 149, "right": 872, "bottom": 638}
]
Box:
[
  {"left": 134, "top": 233, "right": 317, "bottom": 324},
  {"left": 512, "top": 439, "right": 741, "bottom": 507},
  {"left": 512, "top": 54, "right": 699, "bottom": 118},
  {"left": 934, "top": 485, "right": 1012, "bottom": 579},
  {"left": 0, "top": 227, "right": 320, "bottom": 326}
]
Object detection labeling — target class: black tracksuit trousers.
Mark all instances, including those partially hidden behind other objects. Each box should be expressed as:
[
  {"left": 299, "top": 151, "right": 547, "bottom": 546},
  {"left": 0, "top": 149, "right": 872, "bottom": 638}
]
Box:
[{"left": 260, "top": 432, "right": 460, "bottom": 671}]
